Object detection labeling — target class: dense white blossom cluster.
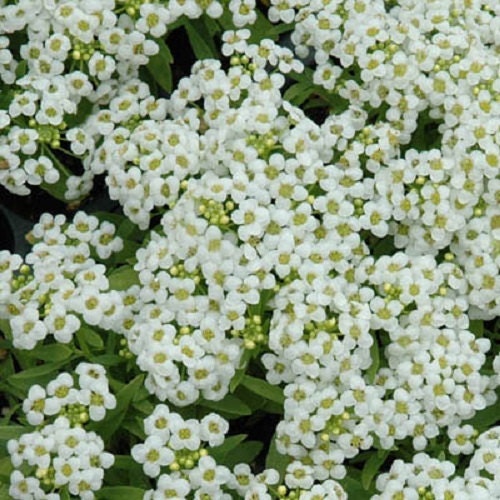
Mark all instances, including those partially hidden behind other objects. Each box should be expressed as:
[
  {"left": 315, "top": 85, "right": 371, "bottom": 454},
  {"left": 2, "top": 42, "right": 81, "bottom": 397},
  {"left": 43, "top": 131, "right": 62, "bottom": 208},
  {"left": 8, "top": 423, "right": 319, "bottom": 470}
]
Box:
[
  {"left": 7, "top": 363, "right": 115, "bottom": 499},
  {"left": 373, "top": 426, "right": 500, "bottom": 499},
  {"left": 1, "top": 0, "right": 499, "bottom": 498},
  {"left": 0, "top": 211, "right": 123, "bottom": 348},
  {"left": 133, "top": 404, "right": 347, "bottom": 499},
  {"left": 0, "top": 0, "right": 237, "bottom": 199}
]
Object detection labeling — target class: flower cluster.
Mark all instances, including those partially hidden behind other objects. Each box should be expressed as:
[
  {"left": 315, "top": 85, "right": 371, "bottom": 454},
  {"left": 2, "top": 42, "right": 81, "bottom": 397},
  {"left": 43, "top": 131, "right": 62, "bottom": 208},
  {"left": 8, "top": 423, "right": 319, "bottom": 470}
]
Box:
[
  {"left": 7, "top": 363, "right": 115, "bottom": 499},
  {"left": 0, "top": 0, "right": 498, "bottom": 498},
  {"left": 0, "top": 0, "right": 233, "bottom": 199},
  {"left": 374, "top": 426, "right": 500, "bottom": 499},
  {"left": 265, "top": 0, "right": 500, "bottom": 319},
  {"left": 0, "top": 211, "right": 124, "bottom": 349},
  {"left": 134, "top": 404, "right": 347, "bottom": 499}
]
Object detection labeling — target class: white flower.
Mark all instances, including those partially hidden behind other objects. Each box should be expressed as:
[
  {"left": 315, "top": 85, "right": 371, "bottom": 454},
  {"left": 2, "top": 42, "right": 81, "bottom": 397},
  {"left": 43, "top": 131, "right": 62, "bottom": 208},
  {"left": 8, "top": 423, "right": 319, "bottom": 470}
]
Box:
[
  {"left": 75, "top": 363, "right": 110, "bottom": 392},
  {"left": 168, "top": 417, "right": 201, "bottom": 451},
  {"left": 44, "top": 304, "right": 81, "bottom": 343},
  {"left": 79, "top": 388, "right": 116, "bottom": 421},
  {"left": 189, "top": 455, "right": 231, "bottom": 490},
  {"left": 9, "top": 470, "right": 44, "bottom": 500},
  {"left": 200, "top": 413, "right": 229, "bottom": 447},
  {"left": 144, "top": 404, "right": 172, "bottom": 441},
  {"left": 132, "top": 435, "right": 175, "bottom": 477},
  {"left": 285, "top": 461, "right": 315, "bottom": 490},
  {"left": 11, "top": 306, "right": 48, "bottom": 350},
  {"left": 154, "top": 474, "right": 191, "bottom": 498}
]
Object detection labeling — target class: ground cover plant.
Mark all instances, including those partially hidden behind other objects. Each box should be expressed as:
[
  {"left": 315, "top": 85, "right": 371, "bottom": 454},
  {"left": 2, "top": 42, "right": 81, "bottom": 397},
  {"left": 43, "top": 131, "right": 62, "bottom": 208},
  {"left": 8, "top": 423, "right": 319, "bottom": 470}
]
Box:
[{"left": 0, "top": 0, "right": 499, "bottom": 498}]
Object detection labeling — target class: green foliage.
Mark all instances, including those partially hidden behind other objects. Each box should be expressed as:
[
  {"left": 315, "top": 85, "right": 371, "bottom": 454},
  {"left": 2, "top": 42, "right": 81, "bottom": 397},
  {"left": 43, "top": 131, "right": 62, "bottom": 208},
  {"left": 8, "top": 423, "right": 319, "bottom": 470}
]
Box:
[
  {"left": 240, "top": 375, "right": 284, "bottom": 406},
  {"left": 210, "top": 434, "right": 247, "bottom": 463},
  {"left": 23, "top": 343, "right": 73, "bottom": 363},
  {"left": 366, "top": 338, "right": 380, "bottom": 384},
  {"left": 96, "top": 486, "right": 146, "bottom": 500},
  {"left": 7, "top": 360, "right": 70, "bottom": 392},
  {"left": 361, "top": 450, "right": 389, "bottom": 491},
  {"left": 107, "top": 266, "right": 140, "bottom": 291},
  {"left": 265, "top": 433, "right": 289, "bottom": 482},
  {"left": 146, "top": 38, "right": 173, "bottom": 94},
  {"left": 200, "top": 393, "right": 252, "bottom": 418},
  {"left": 184, "top": 19, "right": 219, "bottom": 60}
]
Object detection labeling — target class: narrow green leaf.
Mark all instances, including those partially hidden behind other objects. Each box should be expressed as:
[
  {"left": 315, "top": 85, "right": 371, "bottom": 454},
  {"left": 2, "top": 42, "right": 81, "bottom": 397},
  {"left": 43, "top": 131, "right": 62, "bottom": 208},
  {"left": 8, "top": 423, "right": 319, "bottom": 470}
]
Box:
[
  {"left": 0, "top": 481, "right": 10, "bottom": 498},
  {"left": 96, "top": 486, "right": 145, "bottom": 500},
  {"left": 184, "top": 19, "right": 219, "bottom": 60},
  {"left": 247, "top": 10, "right": 280, "bottom": 43},
  {"left": 60, "top": 487, "right": 71, "bottom": 500},
  {"left": 15, "top": 60, "right": 27, "bottom": 79},
  {"left": 284, "top": 82, "right": 316, "bottom": 106},
  {"left": 77, "top": 326, "right": 104, "bottom": 350},
  {"left": 39, "top": 145, "right": 73, "bottom": 202},
  {"left": 0, "top": 456, "right": 13, "bottom": 481},
  {"left": 200, "top": 394, "right": 252, "bottom": 417},
  {"left": 229, "top": 368, "right": 246, "bottom": 393},
  {"left": 146, "top": 38, "right": 173, "bottom": 93},
  {"left": 366, "top": 339, "right": 380, "bottom": 384},
  {"left": 107, "top": 266, "right": 139, "bottom": 291},
  {"left": 8, "top": 360, "right": 68, "bottom": 390},
  {"left": 24, "top": 343, "right": 73, "bottom": 363},
  {"left": 361, "top": 450, "right": 389, "bottom": 490},
  {"left": 0, "top": 425, "right": 25, "bottom": 440},
  {"left": 469, "top": 320, "right": 484, "bottom": 336},
  {"left": 88, "top": 354, "right": 124, "bottom": 367},
  {"left": 241, "top": 375, "right": 284, "bottom": 406},
  {"left": 222, "top": 441, "right": 263, "bottom": 468},
  {"left": 342, "top": 476, "right": 371, "bottom": 497},
  {"left": 64, "top": 98, "right": 93, "bottom": 129},
  {"left": 117, "top": 217, "right": 145, "bottom": 242},
  {"left": 464, "top": 397, "right": 500, "bottom": 432},
  {"left": 265, "top": 433, "right": 289, "bottom": 481},
  {"left": 210, "top": 434, "right": 247, "bottom": 463}
]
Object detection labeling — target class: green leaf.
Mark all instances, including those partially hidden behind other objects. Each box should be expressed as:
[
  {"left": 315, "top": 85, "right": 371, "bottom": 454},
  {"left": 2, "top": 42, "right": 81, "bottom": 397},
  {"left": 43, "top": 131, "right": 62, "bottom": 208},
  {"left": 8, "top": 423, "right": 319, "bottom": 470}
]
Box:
[
  {"left": 241, "top": 375, "right": 284, "bottom": 406},
  {"left": 90, "top": 374, "right": 145, "bottom": 441},
  {"left": 39, "top": 145, "right": 74, "bottom": 202},
  {"left": 116, "top": 217, "right": 145, "bottom": 242},
  {"left": 107, "top": 266, "right": 139, "bottom": 291},
  {"left": 77, "top": 326, "right": 104, "bottom": 351},
  {"left": 222, "top": 441, "right": 262, "bottom": 468},
  {"left": 247, "top": 9, "right": 283, "bottom": 43},
  {"left": 96, "top": 486, "right": 145, "bottom": 500},
  {"left": 210, "top": 434, "right": 247, "bottom": 463},
  {"left": 64, "top": 98, "right": 93, "bottom": 129},
  {"left": 229, "top": 368, "right": 247, "bottom": 393},
  {"left": 0, "top": 319, "right": 11, "bottom": 337},
  {"left": 0, "top": 425, "right": 26, "bottom": 441},
  {"left": 265, "top": 433, "right": 289, "bottom": 481},
  {"left": 15, "top": 60, "right": 27, "bottom": 79},
  {"left": 0, "top": 456, "right": 13, "bottom": 481},
  {"left": 7, "top": 360, "right": 68, "bottom": 390},
  {"left": 0, "top": 481, "right": 10, "bottom": 498},
  {"left": 24, "top": 343, "right": 73, "bottom": 363},
  {"left": 146, "top": 38, "right": 173, "bottom": 94},
  {"left": 469, "top": 320, "right": 484, "bottom": 336},
  {"left": 200, "top": 394, "right": 252, "bottom": 417},
  {"left": 342, "top": 476, "right": 371, "bottom": 498},
  {"left": 60, "top": 487, "right": 71, "bottom": 500},
  {"left": 361, "top": 450, "right": 389, "bottom": 490},
  {"left": 284, "top": 81, "right": 316, "bottom": 106},
  {"left": 88, "top": 354, "right": 124, "bottom": 367},
  {"left": 464, "top": 397, "right": 500, "bottom": 432},
  {"left": 184, "top": 19, "right": 219, "bottom": 60},
  {"left": 366, "top": 339, "right": 380, "bottom": 384}
]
